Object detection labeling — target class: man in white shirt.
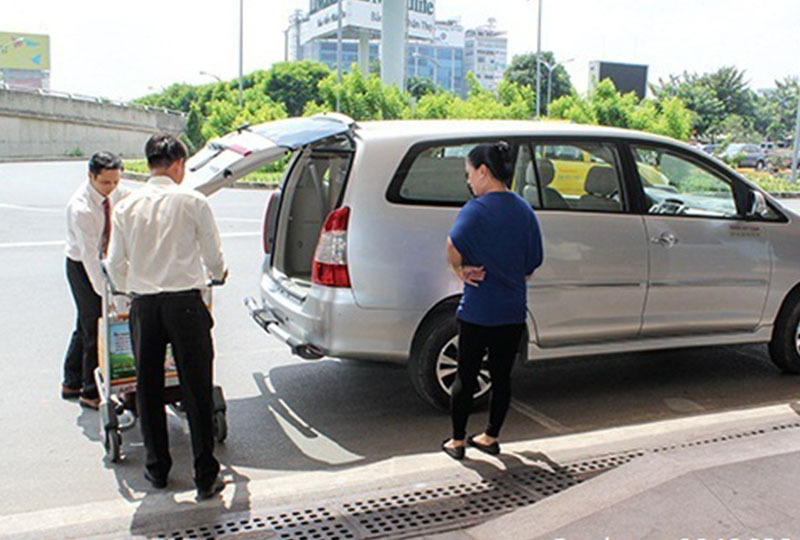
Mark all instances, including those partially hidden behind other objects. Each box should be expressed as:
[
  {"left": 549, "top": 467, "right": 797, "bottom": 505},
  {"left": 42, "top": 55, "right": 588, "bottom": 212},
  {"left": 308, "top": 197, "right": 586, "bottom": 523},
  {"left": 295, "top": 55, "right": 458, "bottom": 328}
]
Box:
[
  {"left": 106, "top": 134, "right": 226, "bottom": 500},
  {"left": 63, "top": 151, "right": 129, "bottom": 409}
]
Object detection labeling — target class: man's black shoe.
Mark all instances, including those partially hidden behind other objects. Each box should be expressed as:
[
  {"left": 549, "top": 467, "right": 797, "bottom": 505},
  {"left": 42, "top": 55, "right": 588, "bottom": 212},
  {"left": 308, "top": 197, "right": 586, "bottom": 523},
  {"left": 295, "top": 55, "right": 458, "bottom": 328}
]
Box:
[
  {"left": 143, "top": 470, "right": 167, "bottom": 489},
  {"left": 196, "top": 476, "right": 225, "bottom": 500}
]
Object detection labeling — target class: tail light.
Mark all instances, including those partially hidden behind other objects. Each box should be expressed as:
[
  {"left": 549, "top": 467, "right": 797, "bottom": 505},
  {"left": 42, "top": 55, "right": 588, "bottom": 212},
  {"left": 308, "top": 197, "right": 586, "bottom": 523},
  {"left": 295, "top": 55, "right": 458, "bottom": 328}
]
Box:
[
  {"left": 312, "top": 206, "right": 351, "bottom": 288},
  {"left": 262, "top": 190, "right": 281, "bottom": 255}
]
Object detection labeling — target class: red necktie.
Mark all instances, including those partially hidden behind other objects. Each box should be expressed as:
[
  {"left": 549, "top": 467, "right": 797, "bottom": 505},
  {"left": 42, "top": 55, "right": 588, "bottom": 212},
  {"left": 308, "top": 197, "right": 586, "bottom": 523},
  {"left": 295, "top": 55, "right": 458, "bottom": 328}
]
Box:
[{"left": 102, "top": 197, "right": 111, "bottom": 256}]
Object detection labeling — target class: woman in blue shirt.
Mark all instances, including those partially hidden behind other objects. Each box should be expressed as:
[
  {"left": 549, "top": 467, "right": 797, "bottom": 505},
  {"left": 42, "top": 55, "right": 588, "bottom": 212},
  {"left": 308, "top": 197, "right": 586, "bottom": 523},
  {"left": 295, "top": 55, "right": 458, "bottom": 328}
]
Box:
[{"left": 442, "top": 141, "right": 543, "bottom": 460}]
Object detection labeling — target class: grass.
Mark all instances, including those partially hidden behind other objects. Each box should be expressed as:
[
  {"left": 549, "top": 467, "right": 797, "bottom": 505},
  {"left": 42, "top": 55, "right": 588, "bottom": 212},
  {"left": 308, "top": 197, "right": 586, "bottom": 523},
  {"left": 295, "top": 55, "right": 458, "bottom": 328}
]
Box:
[{"left": 124, "top": 159, "right": 284, "bottom": 185}]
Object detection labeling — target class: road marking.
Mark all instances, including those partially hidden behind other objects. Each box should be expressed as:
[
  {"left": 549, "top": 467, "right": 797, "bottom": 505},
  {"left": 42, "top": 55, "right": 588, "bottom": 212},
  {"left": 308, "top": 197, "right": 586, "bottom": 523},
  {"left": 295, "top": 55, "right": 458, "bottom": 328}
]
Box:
[
  {"left": 0, "top": 239, "right": 65, "bottom": 249},
  {"left": 0, "top": 202, "right": 61, "bottom": 213},
  {"left": 0, "top": 232, "right": 259, "bottom": 249},
  {"left": 216, "top": 217, "right": 261, "bottom": 223},
  {"left": 254, "top": 372, "right": 364, "bottom": 466},
  {"left": 510, "top": 399, "right": 572, "bottom": 434}
]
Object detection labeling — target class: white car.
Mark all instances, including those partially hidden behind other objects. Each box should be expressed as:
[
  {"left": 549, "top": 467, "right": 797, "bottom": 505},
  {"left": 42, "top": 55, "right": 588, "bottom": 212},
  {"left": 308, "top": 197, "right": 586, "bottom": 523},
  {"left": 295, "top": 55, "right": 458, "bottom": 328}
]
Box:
[{"left": 186, "top": 115, "right": 800, "bottom": 410}]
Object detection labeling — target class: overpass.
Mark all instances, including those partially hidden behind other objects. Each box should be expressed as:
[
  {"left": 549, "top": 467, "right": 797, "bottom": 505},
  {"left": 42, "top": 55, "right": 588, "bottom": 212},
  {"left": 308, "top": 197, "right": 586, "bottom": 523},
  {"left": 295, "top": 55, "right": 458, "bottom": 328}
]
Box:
[{"left": 0, "top": 85, "right": 186, "bottom": 159}]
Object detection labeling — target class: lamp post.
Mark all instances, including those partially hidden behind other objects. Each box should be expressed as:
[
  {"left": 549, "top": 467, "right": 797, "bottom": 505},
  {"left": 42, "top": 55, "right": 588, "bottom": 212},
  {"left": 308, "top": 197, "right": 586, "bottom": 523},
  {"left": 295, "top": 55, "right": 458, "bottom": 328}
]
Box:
[
  {"left": 792, "top": 84, "right": 800, "bottom": 183},
  {"left": 238, "top": 0, "right": 244, "bottom": 107},
  {"left": 412, "top": 52, "right": 440, "bottom": 92},
  {"left": 199, "top": 71, "right": 222, "bottom": 83},
  {"left": 537, "top": 57, "right": 573, "bottom": 115}
]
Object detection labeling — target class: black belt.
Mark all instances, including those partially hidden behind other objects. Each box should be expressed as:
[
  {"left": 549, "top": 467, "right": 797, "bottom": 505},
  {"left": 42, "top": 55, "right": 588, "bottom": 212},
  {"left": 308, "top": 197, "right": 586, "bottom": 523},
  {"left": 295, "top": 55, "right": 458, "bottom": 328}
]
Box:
[{"left": 131, "top": 289, "right": 201, "bottom": 299}]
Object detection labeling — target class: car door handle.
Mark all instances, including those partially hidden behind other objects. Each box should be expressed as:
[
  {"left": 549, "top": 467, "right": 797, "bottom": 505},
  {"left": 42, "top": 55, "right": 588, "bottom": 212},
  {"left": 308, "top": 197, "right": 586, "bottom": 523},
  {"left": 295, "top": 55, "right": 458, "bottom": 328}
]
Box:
[{"left": 650, "top": 232, "right": 678, "bottom": 247}]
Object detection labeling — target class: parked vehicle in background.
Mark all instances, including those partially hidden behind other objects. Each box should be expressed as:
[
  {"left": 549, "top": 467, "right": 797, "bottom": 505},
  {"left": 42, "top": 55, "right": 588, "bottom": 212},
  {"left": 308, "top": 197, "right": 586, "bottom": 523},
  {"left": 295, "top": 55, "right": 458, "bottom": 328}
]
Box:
[
  {"left": 701, "top": 143, "right": 720, "bottom": 155},
  {"left": 185, "top": 115, "right": 800, "bottom": 410},
  {"left": 722, "top": 143, "right": 767, "bottom": 170},
  {"left": 760, "top": 141, "right": 776, "bottom": 153}
]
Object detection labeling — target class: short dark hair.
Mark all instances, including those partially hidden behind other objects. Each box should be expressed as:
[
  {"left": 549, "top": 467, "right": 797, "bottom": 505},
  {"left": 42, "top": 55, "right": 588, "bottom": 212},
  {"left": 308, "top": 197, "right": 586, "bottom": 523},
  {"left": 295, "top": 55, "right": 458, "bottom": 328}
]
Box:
[
  {"left": 467, "top": 141, "right": 514, "bottom": 186},
  {"left": 88, "top": 151, "right": 122, "bottom": 176},
  {"left": 145, "top": 133, "right": 187, "bottom": 169}
]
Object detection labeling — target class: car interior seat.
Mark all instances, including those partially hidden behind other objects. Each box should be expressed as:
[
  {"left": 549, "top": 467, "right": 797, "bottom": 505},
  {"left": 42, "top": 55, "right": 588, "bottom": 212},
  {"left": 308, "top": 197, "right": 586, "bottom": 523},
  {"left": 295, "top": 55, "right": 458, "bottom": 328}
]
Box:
[
  {"left": 532, "top": 158, "right": 569, "bottom": 209},
  {"left": 579, "top": 166, "right": 621, "bottom": 211}
]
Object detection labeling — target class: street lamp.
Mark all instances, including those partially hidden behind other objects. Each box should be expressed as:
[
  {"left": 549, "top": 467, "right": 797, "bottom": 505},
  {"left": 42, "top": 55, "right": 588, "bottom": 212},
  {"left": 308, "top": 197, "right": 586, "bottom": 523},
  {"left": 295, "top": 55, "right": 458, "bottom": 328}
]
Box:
[
  {"left": 199, "top": 71, "right": 222, "bottom": 83},
  {"left": 537, "top": 57, "right": 573, "bottom": 115},
  {"left": 412, "top": 52, "right": 441, "bottom": 92}
]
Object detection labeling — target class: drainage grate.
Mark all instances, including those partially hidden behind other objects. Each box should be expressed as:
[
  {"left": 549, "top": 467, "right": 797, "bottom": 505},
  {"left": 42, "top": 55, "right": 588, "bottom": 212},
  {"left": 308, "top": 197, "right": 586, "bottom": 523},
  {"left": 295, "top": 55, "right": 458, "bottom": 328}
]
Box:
[
  {"left": 155, "top": 507, "right": 356, "bottom": 540},
  {"left": 155, "top": 421, "right": 800, "bottom": 540},
  {"left": 344, "top": 476, "right": 536, "bottom": 538}
]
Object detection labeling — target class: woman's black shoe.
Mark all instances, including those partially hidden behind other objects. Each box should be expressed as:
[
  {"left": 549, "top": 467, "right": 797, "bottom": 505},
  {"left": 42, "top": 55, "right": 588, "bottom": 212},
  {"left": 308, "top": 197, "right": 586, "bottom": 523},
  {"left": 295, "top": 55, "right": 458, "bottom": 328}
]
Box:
[
  {"left": 467, "top": 434, "right": 500, "bottom": 455},
  {"left": 441, "top": 439, "right": 465, "bottom": 460}
]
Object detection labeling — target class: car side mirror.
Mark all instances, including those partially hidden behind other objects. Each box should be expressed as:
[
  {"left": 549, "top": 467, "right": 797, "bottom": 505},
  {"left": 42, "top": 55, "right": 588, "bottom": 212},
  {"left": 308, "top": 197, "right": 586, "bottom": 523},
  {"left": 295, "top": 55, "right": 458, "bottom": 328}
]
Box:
[{"left": 748, "top": 190, "right": 769, "bottom": 219}]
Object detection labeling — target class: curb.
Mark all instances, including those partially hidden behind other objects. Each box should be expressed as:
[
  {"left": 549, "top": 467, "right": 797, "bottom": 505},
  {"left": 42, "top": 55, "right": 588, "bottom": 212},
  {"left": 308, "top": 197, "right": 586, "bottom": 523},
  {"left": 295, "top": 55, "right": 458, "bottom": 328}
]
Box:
[{"left": 121, "top": 171, "right": 277, "bottom": 190}]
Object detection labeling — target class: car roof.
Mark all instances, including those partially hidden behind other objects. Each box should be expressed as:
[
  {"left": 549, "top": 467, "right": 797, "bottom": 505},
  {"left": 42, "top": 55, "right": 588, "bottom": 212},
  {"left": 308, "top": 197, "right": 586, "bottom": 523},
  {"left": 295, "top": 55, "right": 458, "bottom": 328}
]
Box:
[{"left": 355, "top": 119, "right": 685, "bottom": 147}]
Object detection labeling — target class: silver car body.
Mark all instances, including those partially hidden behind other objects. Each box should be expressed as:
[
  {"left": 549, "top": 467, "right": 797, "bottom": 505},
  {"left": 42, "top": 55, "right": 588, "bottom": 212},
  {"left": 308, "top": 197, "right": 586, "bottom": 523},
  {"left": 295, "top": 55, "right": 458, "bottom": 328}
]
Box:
[{"left": 187, "top": 116, "right": 800, "bottom": 406}]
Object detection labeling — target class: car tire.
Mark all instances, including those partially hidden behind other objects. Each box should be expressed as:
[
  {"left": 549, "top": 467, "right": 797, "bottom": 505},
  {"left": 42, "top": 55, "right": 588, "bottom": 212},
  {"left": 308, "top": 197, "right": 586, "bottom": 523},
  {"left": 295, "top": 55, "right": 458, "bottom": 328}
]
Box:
[
  {"left": 769, "top": 294, "right": 800, "bottom": 373},
  {"left": 756, "top": 160, "right": 766, "bottom": 171},
  {"left": 408, "top": 310, "right": 491, "bottom": 412}
]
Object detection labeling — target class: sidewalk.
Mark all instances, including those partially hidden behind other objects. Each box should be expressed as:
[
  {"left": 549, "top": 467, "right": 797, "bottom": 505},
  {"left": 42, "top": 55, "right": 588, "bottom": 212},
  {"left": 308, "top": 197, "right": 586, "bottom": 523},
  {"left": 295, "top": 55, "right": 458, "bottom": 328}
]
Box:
[{"left": 430, "top": 416, "right": 800, "bottom": 540}]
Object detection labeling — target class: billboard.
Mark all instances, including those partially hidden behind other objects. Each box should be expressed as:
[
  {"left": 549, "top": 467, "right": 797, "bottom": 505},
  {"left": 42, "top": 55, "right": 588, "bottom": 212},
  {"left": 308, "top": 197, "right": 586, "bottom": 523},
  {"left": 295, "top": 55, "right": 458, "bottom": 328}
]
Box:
[
  {"left": 589, "top": 61, "right": 648, "bottom": 100},
  {"left": 302, "top": 0, "right": 436, "bottom": 42},
  {"left": 0, "top": 32, "right": 50, "bottom": 71}
]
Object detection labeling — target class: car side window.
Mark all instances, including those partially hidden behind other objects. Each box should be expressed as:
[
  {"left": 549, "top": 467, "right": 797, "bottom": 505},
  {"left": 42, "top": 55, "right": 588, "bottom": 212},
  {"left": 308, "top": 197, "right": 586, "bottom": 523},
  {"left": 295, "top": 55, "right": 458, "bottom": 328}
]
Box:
[
  {"left": 632, "top": 146, "right": 739, "bottom": 219},
  {"left": 397, "top": 142, "right": 521, "bottom": 204},
  {"left": 528, "top": 142, "right": 625, "bottom": 212}
]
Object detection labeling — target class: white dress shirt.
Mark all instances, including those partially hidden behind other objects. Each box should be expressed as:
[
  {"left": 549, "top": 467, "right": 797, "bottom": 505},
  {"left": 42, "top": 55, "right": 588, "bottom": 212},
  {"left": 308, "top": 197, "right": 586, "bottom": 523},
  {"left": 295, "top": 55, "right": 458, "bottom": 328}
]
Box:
[
  {"left": 65, "top": 180, "right": 130, "bottom": 296},
  {"left": 105, "top": 176, "right": 225, "bottom": 295}
]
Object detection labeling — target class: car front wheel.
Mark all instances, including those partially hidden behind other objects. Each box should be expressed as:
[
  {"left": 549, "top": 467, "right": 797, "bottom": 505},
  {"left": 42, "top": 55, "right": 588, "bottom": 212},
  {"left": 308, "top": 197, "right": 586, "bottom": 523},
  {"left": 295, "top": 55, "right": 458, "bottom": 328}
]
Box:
[
  {"left": 408, "top": 311, "right": 492, "bottom": 411},
  {"left": 769, "top": 295, "right": 800, "bottom": 373}
]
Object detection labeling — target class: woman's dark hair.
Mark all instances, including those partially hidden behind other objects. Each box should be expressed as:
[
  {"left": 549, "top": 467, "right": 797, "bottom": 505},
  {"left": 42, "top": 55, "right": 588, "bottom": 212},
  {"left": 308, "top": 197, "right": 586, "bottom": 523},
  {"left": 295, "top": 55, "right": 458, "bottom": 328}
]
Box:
[
  {"left": 145, "top": 133, "right": 188, "bottom": 169},
  {"left": 467, "top": 141, "right": 514, "bottom": 185},
  {"left": 88, "top": 151, "right": 122, "bottom": 176}
]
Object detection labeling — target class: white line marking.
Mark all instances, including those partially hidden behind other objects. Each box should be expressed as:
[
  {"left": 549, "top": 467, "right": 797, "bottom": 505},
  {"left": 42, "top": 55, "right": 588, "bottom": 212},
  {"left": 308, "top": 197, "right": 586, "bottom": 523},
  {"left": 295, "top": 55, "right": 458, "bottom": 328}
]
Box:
[
  {"left": 0, "top": 202, "right": 61, "bottom": 213},
  {"left": 216, "top": 217, "right": 261, "bottom": 223},
  {"left": 510, "top": 399, "right": 571, "bottom": 434},
  {"left": 0, "top": 240, "right": 65, "bottom": 249},
  {"left": 0, "top": 232, "right": 259, "bottom": 249}
]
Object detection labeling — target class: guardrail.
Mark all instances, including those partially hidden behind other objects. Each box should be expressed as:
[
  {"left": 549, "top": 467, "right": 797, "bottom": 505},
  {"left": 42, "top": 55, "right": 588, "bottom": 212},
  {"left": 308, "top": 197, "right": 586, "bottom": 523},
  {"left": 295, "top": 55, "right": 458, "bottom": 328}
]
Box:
[{"left": 0, "top": 82, "right": 186, "bottom": 117}]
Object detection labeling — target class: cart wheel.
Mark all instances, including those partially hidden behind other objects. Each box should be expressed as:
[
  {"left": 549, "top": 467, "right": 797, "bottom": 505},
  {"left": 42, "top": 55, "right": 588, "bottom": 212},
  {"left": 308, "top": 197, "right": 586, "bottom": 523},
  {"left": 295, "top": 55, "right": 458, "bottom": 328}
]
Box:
[
  {"left": 213, "top": 411, "right": 227, "bottom": 443},
  {"left": 104, "top": 429, "right": 122, "bottom": 462}
]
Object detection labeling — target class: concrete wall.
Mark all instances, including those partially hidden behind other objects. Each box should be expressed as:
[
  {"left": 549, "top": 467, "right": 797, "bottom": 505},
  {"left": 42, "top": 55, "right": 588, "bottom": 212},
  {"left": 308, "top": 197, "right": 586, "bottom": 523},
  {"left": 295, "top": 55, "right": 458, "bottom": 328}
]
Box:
[{"left": 0, "top": 89, "right": 186, "bottom": 159}]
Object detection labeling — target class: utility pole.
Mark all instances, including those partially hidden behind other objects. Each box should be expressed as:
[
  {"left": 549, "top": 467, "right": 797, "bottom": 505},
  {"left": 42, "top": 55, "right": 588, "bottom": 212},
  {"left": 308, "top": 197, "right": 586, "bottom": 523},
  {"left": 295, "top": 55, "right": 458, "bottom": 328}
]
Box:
[
  {"left": 535, "top": 0, "right": 542, "bottom": 119},
  {"left": 238, "top": 0, "right": 244, "bottom": 107},
  {"left": 792, "top": 84, "right": 800, "bottom": 183},
  {"left": 336, "top": 0, "right": 343, "bottom": 112}
]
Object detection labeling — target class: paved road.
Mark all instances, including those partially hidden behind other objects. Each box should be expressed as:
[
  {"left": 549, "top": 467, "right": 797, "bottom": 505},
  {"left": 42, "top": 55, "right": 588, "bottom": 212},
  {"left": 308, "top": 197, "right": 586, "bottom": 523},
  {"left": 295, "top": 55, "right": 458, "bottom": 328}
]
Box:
[{"left": 2, "top": 161, "right": 800, "bottom": 535}]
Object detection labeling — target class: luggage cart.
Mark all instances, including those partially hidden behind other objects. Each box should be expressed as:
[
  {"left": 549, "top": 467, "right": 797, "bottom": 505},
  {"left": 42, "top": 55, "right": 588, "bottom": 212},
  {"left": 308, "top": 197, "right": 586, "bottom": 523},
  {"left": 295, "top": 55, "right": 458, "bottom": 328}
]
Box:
[{"left": 95, "top": 270, "right": 227, "bottom": 463}]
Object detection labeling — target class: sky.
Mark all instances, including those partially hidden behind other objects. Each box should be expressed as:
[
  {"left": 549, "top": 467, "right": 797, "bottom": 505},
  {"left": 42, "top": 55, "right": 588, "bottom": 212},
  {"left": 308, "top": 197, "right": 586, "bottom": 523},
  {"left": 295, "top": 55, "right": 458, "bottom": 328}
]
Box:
[{"left": 2, "top": 0, "right": 798, "bottom": 102}]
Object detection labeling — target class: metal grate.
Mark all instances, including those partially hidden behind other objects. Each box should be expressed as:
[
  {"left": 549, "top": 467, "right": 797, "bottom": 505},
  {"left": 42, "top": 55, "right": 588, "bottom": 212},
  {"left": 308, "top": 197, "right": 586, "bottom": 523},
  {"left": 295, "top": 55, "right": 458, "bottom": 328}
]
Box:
[
  {"left": 155, "top": 507, "right": 356, "bottom": 540},
  {"left": 155, "top": 421, "right": 800, "bottom": 540},
  {"left": 344, "top": 477, "right": 536, "bottom": 538}
]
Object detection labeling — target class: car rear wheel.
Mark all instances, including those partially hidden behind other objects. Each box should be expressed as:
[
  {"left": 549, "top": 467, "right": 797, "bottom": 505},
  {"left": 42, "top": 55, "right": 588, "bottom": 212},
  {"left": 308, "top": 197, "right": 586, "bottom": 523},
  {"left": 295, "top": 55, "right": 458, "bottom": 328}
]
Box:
[
  {"left": 769, "top": 294, "right": 800, "bottom": 373},
  {"left": 409, "top": 310, "right": 491, "bottom": 411},
  {"left": 756, "top": 160, "right": 766, "bottom": 171}
]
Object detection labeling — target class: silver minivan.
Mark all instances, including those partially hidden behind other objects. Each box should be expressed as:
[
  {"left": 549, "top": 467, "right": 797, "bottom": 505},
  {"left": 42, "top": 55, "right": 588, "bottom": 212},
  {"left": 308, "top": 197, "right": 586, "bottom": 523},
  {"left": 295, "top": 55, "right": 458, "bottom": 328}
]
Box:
[{"left": 186, "top": 114, "right": 800, "bottom": 410}]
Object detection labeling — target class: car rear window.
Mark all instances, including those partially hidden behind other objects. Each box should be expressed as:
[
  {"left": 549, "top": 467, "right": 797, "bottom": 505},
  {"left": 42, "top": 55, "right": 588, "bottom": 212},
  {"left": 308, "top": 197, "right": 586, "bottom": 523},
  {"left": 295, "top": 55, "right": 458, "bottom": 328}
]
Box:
[{"left": 388, "top": 141, "right": 521, "bottom": 205}]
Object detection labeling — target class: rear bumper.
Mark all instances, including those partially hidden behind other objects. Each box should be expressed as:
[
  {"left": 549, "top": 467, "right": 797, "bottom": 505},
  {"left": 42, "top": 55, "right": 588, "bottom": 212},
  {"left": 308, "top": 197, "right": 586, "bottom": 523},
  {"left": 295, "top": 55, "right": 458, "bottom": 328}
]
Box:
[{"left": 246, "top": 271, "right": 420, "bottom": 362}]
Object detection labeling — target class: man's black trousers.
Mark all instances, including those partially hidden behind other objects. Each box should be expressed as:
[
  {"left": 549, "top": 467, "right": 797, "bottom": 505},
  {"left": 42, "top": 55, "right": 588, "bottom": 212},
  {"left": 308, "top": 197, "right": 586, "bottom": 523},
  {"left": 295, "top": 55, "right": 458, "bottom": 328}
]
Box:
[
  {"left": 129, "top": 290, "right": 219, "bottom": 490},
  {"left": 63, "top": 257, "right": 100, "bottom": 399}
]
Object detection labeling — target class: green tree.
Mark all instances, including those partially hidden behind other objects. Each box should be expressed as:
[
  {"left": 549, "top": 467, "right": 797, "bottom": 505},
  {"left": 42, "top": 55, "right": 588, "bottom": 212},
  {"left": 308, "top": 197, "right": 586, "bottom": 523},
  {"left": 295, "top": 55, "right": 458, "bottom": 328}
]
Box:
[
  {"left": 306, "top": 69, "right": 410, "bottom": 120},
  {"left": 406, "top": 75, "right": 437, "bottom": 99},
  {"left": 549, "top": 79, "right": 693, "bottom": 141},
  {"left": 261, "top": 61, "right": 331, "bottom": 117},
  {"left": 504, "top": 51, "right": 573, "bottom": 109},
  {"left": 185, "top": 103, "right": 206, "bottom": 151}
]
